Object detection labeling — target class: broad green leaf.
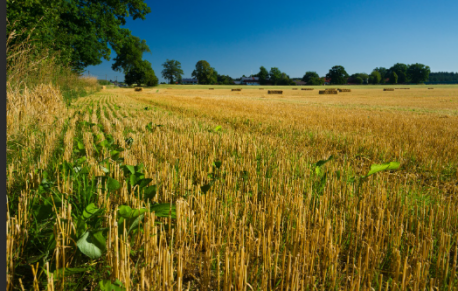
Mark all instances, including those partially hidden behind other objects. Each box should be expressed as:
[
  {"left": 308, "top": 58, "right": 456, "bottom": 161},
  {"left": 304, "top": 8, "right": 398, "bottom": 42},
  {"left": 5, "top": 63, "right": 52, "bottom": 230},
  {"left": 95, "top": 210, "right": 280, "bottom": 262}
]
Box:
[
  {"left": 77, "top": 141, "right": 85, "bottom": 150},
  {"left": 201, "top": 184, "right": 211, "bottom": 194},
  {"left": 364, "top": 162, "right": 400, "bottom": 178},
  {"left": 138, "top": 178, "right": 153, "bottom": 188},
  {"left": 76, "top": 231, "right": 104, "bottom": 259},
  {"left": 213, "top": 161, "right": 222, "bottom": 169},
  {"left": 128, "top": 214, "right": 145, "bottom": 234},
  {"left": 124, "top": 165, "right": 136, "bottom": 175},
  {"left": 314, "top": 155, "right": 334, "bottom": 168},
  {"left": 144, "top": 185, "right": 157, "bottom": 199},
  {"left": 118, "top": 205, "right": 133, "bottom": 219},
  {"left": 99, "top": 279, "right": 125, "bottom": 291},
  {"left": 151, "top": 203, "right": 176, "bottom": 219},
  {"left": 107, "top": 177, "right": 121, "bottom": 192},
  {"left": 82, "top": 203, "right": 100, "bottom": 220}
]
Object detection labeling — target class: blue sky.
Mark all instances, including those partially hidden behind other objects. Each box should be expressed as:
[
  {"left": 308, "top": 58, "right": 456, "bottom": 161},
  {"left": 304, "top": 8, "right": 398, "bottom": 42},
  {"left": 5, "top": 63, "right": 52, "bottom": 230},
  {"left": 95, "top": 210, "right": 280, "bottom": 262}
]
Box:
[{"left": 86, "top": 0, "right": 458, "bottom": 82}]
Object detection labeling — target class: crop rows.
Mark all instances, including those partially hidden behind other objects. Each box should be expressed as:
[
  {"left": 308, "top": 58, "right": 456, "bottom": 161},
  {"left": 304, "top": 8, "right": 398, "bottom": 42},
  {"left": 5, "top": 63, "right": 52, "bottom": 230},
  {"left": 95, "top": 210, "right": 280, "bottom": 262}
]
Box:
[{"left": 7, "top": 90, "right": 458, "bottom": 290}]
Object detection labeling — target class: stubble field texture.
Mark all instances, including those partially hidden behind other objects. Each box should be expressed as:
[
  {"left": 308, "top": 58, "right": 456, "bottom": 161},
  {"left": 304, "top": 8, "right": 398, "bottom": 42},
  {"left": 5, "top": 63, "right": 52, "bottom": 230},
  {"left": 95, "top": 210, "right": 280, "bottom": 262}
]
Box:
[{"left": 7, "top": 85, "right": 458, "bottom": 290}]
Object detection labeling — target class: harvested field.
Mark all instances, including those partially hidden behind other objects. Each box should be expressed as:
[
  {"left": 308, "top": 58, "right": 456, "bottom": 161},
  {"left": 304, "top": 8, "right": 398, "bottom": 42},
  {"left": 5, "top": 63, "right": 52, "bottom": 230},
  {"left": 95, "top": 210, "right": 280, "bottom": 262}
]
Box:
[{"left": 7, "top": 85, "right": 458, "bottom": 290}]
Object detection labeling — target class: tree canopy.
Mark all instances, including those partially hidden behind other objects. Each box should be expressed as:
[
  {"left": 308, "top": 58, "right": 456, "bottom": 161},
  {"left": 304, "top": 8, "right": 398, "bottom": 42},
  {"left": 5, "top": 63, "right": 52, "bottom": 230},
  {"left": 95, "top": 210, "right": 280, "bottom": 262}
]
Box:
[
  {"left": 257, "top": 66, "right": 269, "bottom": 85},
  {"left": 369, "top": 71, "right": 382, "bottom": 84},
  {"left": 192, "top": 60, "right": 216, "bottom": 84},
  {"left": 161, "top": 59, "right": 184, "bottom": 84},
  {"left": 326, "top": 66, "right": 349, "bottom": 85},
  {"left": 388, "top": 63, "right": 408, "bottom": 84},
  {"left": 7, "top": 0, "right": 152, "bottom": 73},
  {"left": 407, "top": 63, "right": 430, "bottom": 84},
  {"left": 269, "top": 67, "right": 282, "bottom": 85},
  {"left": 124, "top": 60, "right": 158, "bottom": 86}
]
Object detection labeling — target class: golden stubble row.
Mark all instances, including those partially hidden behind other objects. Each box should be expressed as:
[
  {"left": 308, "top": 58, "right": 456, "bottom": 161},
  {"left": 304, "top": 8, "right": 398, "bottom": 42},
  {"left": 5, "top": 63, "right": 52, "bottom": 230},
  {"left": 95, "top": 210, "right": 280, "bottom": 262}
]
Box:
[{"left": 8, "top": 91, "right": 458, "bottom": 290}]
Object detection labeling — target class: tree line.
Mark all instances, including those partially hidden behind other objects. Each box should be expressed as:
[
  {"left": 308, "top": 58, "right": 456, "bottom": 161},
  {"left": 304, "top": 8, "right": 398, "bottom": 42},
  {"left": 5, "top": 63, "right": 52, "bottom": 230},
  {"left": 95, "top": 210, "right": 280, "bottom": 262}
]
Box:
[{"left": 162, "top": 60, "right": 434, "bottom": 85}]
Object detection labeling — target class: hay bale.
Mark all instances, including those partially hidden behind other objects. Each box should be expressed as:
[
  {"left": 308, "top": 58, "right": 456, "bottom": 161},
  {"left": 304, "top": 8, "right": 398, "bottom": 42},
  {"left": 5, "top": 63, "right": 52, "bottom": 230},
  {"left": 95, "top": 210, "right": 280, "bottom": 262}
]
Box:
[
  {"left": 259, "top": 88, "right": 264, "bottom": 90},
  {"left": 209, "top": 88, "right": 214, "bottom": 90},
  {"left": 231, "top": 88, "right": 242, "bottom": 91},
  {"left": 383, "top": 88, "right": 394, "bottom": 91},
  {"left": 292, "top": 88, "right": 298, "bottom": 90},
  {"left": 301, "top": 88, "right": 314, "bottom": 90},
  {"left": 319, "top": 90, "right": 338, "bottom": 94},
  {"left": 268, "top": 90, "right": 283, "bottom": 95},
  {"left": 428, "top": 88, "right": 434, "bottom": 89},
  {"left": 135, "top": 87, "right": 143, "bottom": 92},
  {"left": 102, "top": 86, "right": 106, "bottom": 90},
  {"left": 338, "top": 89, "right": 351, "bottom": 92}
]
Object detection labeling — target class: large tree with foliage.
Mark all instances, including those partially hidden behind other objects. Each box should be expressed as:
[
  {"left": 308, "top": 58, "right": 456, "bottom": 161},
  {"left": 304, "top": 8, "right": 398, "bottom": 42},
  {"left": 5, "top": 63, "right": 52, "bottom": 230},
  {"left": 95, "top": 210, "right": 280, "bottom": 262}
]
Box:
[
  {"left": 369, "top": 71, "right": 382, "bottom": 84},
  {"left": 257, "top": 66, "right": 269, "bottom": 85},
  {"left": 388, "top": 63, "right": 409, "bottom": 84},
  {"left": 348, "top": 73, "right": 369, "bottom": 84},
  {"left": 269, "top": 67, "right": 282, "bottom": 85},
  {"left": 301, "top": 72, "right": 319, "bottom": 83},
  {"left": 124, "top": 60, "right": 158, "bottom": 86},
  {"left": 326, "top": 66, "right": 349, "bottom": 85},
  {"left": 407, "top": 63, "right": 430, "bottom": 84},
  {"left": 217, "top": 74, "right": 234, "bottom": 85},
  {"left": 373, "top": 67, "right": 388, "bottom": 84},
  {"left": 191, "top": 60, "right": 215, "bottom": 84},
  {"left": 7, "top": 0, "right": 151, "bottom": 73},
  {"left": 161, "top": 59, "right": 184, "bottom": 84},
  {"left": 389, "top": 71, "right": 398, "bottom": 84}
]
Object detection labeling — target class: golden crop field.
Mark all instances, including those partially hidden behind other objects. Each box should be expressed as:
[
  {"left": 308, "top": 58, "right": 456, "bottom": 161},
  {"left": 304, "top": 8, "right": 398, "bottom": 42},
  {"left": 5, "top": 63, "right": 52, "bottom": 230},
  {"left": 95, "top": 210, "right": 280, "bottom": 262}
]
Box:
[{"left": 7, "top": 86, "right": 458, "bottom": 290}]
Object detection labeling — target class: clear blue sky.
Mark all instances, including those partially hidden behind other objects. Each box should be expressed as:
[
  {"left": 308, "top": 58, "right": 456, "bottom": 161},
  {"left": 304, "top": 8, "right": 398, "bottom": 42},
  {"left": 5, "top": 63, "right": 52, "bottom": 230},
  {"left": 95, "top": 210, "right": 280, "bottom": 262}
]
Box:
[{"left": 86, "top": 0, "right": 458, "bottom": 82}]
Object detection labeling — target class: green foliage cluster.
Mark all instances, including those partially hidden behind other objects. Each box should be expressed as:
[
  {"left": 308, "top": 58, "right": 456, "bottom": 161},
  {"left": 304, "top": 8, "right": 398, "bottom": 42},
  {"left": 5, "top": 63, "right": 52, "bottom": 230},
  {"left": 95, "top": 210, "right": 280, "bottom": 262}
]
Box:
[
  {"left": 302, "top": 71, "right": 324, "bottom": 85},
  {"left": 427, "top": 72, "right": 458, "bottom": 84},
  {"left": 9, "top": 115, "right": 176, "bottom": 289},
  {"left": 7, "top": 0, "right": 151, "bottom": 74},
  {"left": 326, "top": 66, "right": 349, "bottom": 85},
  {"left": 161, "top": 59, "right": 184, "bottom": 84},
  {"left": 192, "top": 60, "right": 217, "bottom": 84}
]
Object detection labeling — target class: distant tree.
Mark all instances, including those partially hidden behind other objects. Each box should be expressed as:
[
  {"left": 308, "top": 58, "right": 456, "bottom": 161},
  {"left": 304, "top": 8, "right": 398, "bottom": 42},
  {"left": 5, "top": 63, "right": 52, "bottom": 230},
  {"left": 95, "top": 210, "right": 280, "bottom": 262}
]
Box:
[
  {"left": 370, "top": 71, "right": 382, "bottom": 84},
  {"left": 428, "top": 72, "right": 458, "bottom": 83},
  {"left": 390, "top": 71, "right": 398, "bottom": 84},
  {"left": 326, "top": 66, "right": 349, "bottom": 85},
  {"left": 302, "top": 71, "right": 320, "bottom": 84},
  {"left": 124, "top": 60, "right": 158, "bottom": 86},
  {"left": 388, "top": 63, "right": 408, "bottom": 83},
  {"left": 217, "top": 74, "right": 234, "bottom": 85},
  {"left": 191, "top": 60, "right": 215, "bottom": 84},
  {"left": 307, "top": 77, "right": 324, "bottom": 85},
  {"left": 354, "top": 77, "right": 363, "bottom": 85},
  {"left": 374, "top": 67, "right": 388, "bottom": 84},
  {"left": 210, "top": 67, "right": 218, "bottom": 84},
  {"left": 269, "top": 67, "right": 282, "bottom": 85},
  {"left": 258, "top": 66, "right": 269, "bottom": 85},
  {"left": 349, "top": 73, "right": 369, "bottom": 84},
  {"left": 407, "top": 63, "right": 430, "bottom": 84},
  {"left": 161, "top": 59, "right": 184, "bottom": 84}
]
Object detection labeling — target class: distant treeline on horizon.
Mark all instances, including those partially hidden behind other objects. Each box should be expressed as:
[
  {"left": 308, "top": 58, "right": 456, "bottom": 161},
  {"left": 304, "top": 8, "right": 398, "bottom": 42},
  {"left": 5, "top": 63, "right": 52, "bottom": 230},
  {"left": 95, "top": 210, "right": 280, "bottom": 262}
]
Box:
[{"left": 427, "top": 72, "right": 458, "bottom": 84}]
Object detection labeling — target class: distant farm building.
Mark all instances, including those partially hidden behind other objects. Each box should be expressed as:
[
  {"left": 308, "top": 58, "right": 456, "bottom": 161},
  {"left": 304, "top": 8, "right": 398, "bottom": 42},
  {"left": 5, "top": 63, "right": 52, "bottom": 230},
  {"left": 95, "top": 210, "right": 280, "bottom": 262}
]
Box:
[
  {"left": 293, "top": 80, "right": 306, "bottom": 85},
  {"left": 182, "top": 78, "right": 198, "bottom": 85},
  {"left": 241, "top": 77, "right": 260, "bottom": 85}
]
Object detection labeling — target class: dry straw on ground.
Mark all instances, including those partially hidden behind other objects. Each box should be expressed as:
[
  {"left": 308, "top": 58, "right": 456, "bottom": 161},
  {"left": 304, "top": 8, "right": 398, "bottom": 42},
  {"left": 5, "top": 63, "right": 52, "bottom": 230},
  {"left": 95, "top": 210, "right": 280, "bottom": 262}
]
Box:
[{"left": 7, "top": 85, "right": 458, "bottom": 290}]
